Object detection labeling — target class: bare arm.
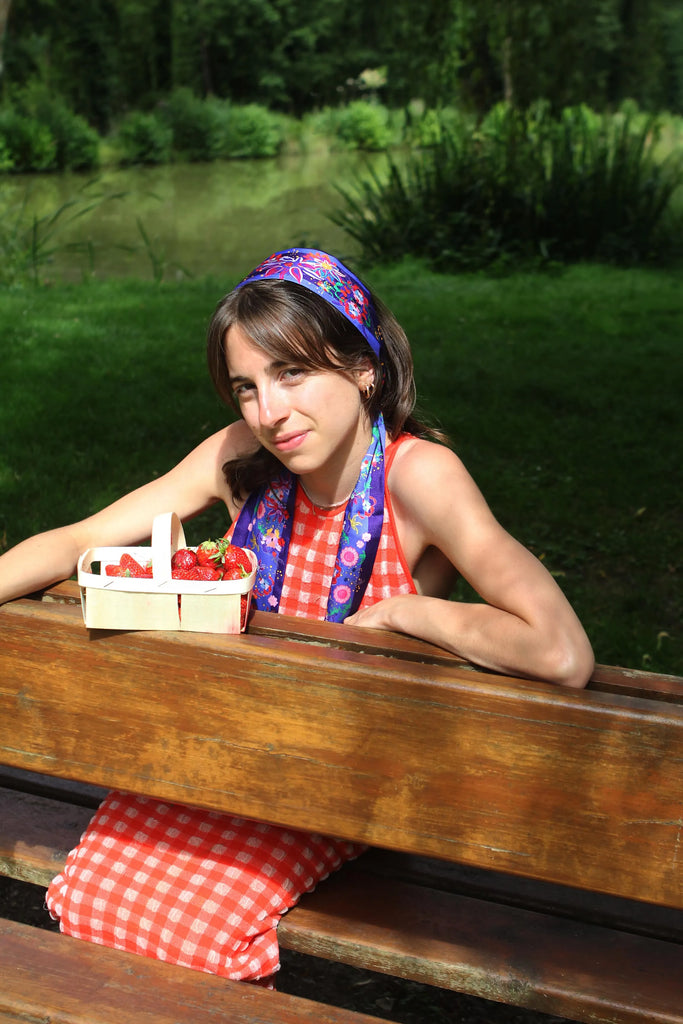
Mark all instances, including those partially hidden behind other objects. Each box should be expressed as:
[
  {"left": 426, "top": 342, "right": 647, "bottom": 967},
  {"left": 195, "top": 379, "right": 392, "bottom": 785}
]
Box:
[
  {"left": 346, "top": 440, "right": 594, "bottom": 689},
  {"left": 0, "top": 423, "right": 252, "bottom": 606}
]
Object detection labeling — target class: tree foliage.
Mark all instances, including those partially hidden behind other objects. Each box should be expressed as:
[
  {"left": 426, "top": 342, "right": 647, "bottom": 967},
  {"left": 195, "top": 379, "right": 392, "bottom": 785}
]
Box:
[{"left": 2, "top": 0, "right": 681, "bottom": 130}]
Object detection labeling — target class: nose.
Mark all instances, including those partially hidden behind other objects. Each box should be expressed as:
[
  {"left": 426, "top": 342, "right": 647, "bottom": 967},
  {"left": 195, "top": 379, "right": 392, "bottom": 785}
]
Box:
[{"left": 257, "top": 382, "right": 289, "bottom": 429}]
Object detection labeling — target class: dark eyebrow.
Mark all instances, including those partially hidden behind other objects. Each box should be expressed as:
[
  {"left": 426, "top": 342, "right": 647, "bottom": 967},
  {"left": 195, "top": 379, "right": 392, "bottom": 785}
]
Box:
[{"left": 227, "top": 373, "right": 251, "bottom": 389}]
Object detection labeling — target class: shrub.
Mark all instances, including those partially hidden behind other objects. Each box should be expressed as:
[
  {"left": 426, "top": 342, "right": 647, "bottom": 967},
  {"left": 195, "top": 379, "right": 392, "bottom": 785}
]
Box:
[
  {"left": 402, "top": 104, "right": 472, "bottom": 148},
  {"left": 15, "top": 84, "right": 100, "bottom": 172},
  {"left": 159, "top": 89, "right": 222, "bottom": 162},
  {"left": 0, "top": 138, "right": 13, "bottom": 173},
  {"left": 217, "top": 103, "right": 285, "bottom": 159},
  {"left": 333, "top": 103, "right": 683, "bottom": 271},
  {"left": 334, "top": 101, "right": 393, "bottom": 151},
  {"left": 0, "top": 108, "right": 56, "bottom": 172},
  {"left": 116, "top": 111, "right": 173, "bottom": 165}
]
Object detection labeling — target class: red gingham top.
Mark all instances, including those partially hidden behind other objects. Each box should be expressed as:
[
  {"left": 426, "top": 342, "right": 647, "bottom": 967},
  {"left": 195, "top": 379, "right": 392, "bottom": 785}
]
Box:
[{"left": 278, "top": 433, "right": 417, "bottom": 618}]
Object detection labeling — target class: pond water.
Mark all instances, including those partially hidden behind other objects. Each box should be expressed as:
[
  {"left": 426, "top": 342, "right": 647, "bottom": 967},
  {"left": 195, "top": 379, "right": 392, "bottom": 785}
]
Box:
[{"left": 2, "top": 148, "right": 385, "bottom": 282}]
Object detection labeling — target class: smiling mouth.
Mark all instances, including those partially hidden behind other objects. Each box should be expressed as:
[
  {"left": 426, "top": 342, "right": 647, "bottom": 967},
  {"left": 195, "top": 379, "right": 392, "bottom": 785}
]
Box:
[{"left": 272, "top": 431, "right": 308, "bottom": 452}]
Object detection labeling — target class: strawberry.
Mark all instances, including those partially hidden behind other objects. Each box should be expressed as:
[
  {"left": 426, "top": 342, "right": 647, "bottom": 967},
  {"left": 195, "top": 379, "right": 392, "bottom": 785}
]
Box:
[
  {"left": 222, "top": 545, "right": 253, "bottom": 576},
  {"left": 171, "top": 548, "right": 197, "bottom": 572},
  {"left": 105, "top": 564, "right": 127, "bottom": 576},
  {"left": 171, "top": 565, "right": 199, "bottom": 581},
  {"left": 120, "top": 553, "right": 152, "bottom": 578},
  {"left": 194, "top": 565, "right": 222, "bottom": 581},
  {"left": 196, "top": 539, "right": 224, "bottom": 567},
  {"left": 222, "top": 563, "right": 248, "bottom": 580}
]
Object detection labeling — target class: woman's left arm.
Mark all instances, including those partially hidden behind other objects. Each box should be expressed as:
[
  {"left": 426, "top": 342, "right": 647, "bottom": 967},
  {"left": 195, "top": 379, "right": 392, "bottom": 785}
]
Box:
[{"left": 346, "top": 441, "right": 595, "bottom": 689}]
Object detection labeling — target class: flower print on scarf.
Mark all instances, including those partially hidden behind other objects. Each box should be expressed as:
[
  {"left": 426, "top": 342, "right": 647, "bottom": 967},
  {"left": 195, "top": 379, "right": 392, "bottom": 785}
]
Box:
[{"left": 232, "top": 416, "right": 386, "bottom": 621}]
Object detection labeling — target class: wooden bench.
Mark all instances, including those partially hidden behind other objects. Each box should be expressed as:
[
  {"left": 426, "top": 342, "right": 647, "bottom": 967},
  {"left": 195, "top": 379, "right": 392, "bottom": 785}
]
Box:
[{"left": 1, "top": 581, "right": 682, "bottom": 1024}]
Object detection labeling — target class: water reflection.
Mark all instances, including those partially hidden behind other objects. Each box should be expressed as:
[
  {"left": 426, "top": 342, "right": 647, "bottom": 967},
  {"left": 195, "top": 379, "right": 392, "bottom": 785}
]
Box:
[{"left": 2, "top": 149, "right": 385, "bottom": 281}]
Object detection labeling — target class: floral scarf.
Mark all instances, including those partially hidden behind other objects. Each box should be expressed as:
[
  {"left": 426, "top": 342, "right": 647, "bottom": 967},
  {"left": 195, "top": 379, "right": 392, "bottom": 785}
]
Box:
[{"left": 231, "top": 416, "right": 386, "bottom": 622}]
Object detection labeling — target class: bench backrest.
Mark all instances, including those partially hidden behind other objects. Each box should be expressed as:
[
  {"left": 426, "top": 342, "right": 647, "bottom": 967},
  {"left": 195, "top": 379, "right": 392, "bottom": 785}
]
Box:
[{"left": 2, "top": 587, "right": 682, "bottom": 910}]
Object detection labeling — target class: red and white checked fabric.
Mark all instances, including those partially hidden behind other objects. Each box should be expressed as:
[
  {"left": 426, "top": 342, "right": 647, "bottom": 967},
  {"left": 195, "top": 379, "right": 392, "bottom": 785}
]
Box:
[
  {"left": 46, "top": 436, "right": 416, "bottom": 983},
  {"left": 47, "top": 792, "right": 363, "bottom": 981},
  {"left": 228, "top": 434, "right": 417, "bottom": 620}
]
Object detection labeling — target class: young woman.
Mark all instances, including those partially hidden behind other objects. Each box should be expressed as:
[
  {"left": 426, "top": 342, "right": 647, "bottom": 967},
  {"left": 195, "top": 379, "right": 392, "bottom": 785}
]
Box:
[{"left": 0, "top": 248, "right": 594, "bottom": 983}]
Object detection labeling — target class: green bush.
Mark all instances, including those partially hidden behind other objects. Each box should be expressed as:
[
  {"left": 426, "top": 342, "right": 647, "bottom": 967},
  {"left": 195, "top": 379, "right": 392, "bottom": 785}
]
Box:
[
  {"left": 333, "top": 103, "right": 683, "bottom": 271},
  {"left": 402, "top": 103, "right": 472, "bottom": 148},
  {"left": 15, "top": 84, "right": 100, "bottom": 172},
  {"left": 0, "top": 108, "right": 56, "bottom": 172},
  {"left": 218, "top": 103, "right": 285, "bottom": 159},
  {"left": 159, "top": 88, "right": 223, "bottom": 162},
  {"left": 0, "top": 138, "right": 13, "bottom": 172},
  {"left": 334, "top": 101, "right": 393, "bottom": 151},
  {"left": 116, "top": 111, "right": 173, "bottom": 165}
]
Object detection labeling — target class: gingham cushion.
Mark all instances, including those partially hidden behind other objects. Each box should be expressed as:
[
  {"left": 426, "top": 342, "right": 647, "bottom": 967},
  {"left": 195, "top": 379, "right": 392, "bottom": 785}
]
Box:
[{"left": 46, "top": 791, "right": 363, "bottom": 981}]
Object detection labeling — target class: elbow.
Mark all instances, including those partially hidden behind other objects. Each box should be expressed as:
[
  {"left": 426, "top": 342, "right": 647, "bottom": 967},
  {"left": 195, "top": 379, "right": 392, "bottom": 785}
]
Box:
[{"left": 545, "top": 636, "right": 595, "bottom": 690}]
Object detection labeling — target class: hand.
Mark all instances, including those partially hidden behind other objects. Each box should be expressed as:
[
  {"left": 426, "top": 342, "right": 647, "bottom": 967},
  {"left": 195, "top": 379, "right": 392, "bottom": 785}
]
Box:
[{"left": 345, "top": 594, "right": 415, "bottom": 632}]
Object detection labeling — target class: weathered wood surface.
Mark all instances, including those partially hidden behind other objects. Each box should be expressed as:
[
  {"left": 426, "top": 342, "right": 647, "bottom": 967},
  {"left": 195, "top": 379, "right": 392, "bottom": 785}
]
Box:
[
  {"left": 0, "top": 917, "right": 383, "bottom": 1024},
  {"left": 3, "top": 782, "right": 682, "bottom": 1024},
  {"left": 1, "top": 589, "right": 682, "bottom": 910},
  {"left": 280, "top": 868, "right": 683, "bottom": 1024}
]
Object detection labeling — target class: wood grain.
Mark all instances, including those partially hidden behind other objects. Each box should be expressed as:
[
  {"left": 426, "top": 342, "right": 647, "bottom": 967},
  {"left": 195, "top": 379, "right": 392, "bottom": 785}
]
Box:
[{"left": 2, "top": 595, "right": 682, "bottom": 908}]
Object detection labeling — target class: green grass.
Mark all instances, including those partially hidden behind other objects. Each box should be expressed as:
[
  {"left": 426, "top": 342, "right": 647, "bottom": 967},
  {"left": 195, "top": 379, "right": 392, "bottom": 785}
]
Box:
[{"left": 1, "top": 262, "right": 681, "bottom": 676}]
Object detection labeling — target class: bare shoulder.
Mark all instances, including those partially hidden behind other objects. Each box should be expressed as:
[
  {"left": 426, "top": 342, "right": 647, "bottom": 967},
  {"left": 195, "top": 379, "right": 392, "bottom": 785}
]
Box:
[{"left": 389, "top": 437, "right": 487, "bottom": 514}]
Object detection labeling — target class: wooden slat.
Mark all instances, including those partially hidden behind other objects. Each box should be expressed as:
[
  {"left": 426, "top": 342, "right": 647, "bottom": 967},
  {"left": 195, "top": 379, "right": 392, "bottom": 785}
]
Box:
[
  {"left": 0, "top": 787, "right": 93, "bottom": 885},
  {"left": 3, "top": 783, "right": 682, "bottom": 1024},
  {"left": 0, "top": 917, "right": 383, "bottom": 1024},
  {"left": 2, "top": 596, "right": 682, "bottom": 908},
  {"left": 3, "top": 781, "right": 682, "bottom": 952},
  {"left": 36, "top": 581, "right": 683, "bottom": 702},
  {"left": 359, "top": 850, "right": 683, "bottom": 944},
  {"left": 280, "top": 870, "right": 683, "bottom": 1024}
]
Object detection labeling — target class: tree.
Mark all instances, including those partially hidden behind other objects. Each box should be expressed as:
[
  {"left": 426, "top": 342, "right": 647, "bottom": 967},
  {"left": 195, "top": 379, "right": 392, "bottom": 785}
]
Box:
[{"left": 0, "top": 0, "right": 12, "bottom": 81}]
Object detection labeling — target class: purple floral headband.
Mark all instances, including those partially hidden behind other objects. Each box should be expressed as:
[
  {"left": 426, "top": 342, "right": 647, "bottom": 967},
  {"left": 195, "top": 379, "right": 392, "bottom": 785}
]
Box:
[{"left": 235, "top": 248, "right": 383, "bottom": 359}]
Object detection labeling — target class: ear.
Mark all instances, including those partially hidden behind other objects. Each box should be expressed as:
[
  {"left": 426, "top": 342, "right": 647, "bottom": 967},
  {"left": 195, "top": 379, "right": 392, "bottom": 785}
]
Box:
[{"left": 355, "top": 358, "right": 375, "bottom": 393}]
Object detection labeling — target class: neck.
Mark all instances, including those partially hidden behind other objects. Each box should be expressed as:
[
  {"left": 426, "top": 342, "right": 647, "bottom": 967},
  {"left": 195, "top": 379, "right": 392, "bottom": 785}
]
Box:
[{"left": 298, "top": 479, "right": 354, "bottom": 510}]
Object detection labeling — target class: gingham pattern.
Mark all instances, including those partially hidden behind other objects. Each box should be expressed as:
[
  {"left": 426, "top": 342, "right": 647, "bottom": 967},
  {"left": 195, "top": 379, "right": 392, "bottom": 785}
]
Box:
[
  {"left": 46, "top": 438, "right": 415, "bottom": 983},
  {"left": 237, "top": 434, "right": 417, "bottom": 620},
  {"left": 279, "top": 484, "right": 415, "bottom": 618},
  {"left": 46, "top": 792, "right": 363, "bottom": 981}
]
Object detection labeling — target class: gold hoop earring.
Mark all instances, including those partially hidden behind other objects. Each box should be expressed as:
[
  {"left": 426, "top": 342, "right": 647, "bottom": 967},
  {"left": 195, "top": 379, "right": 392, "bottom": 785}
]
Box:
[{"left": 362, "top": 382, "right": 375, "bottom": 400}]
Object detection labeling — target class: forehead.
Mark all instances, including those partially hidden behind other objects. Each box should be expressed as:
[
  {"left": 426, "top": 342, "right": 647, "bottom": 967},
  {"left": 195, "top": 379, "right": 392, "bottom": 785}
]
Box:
[{"left": 224, "top": 324, "right": 267, "bottom": 372}]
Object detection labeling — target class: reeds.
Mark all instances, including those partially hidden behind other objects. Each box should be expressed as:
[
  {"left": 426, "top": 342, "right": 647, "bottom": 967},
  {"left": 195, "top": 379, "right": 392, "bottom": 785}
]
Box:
[{"left": 332, "top": 103, "right": 683, "bottom": 270}]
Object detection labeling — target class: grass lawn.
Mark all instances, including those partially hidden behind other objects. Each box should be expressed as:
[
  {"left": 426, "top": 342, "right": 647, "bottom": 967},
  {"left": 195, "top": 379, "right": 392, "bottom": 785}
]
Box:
[{"left": 1, "top": 260, "right": 681, "bottom": 676}]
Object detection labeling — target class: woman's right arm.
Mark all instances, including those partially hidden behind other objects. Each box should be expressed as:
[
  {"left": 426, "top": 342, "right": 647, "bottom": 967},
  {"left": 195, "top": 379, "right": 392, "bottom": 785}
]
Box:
[{"left": 0, "top": 422, "right": 254, "bottom": 606}]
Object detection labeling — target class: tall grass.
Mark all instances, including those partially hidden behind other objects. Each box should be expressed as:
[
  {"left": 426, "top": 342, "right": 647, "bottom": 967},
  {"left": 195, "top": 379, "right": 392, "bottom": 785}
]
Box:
[
  {"left": 0, "top": 181, "right": 128, "bottom": 286},
  {"left": 0, "top": 264, "right": 681, "bottom": 676},
  {"left": 333, "top": 103, "right": 683, "bottom": 270}
]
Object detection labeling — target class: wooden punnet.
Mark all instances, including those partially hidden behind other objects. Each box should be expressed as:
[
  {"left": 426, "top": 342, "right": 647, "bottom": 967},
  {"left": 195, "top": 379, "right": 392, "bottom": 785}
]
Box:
[{"left": 77, "top": 512, "right": 256, "bottom": 633}]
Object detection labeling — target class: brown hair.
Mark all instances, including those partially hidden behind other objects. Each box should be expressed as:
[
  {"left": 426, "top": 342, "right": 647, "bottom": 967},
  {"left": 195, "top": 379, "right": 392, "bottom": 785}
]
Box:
[{"left": 207, "top": 276, "right": 443, "bottom": 499}]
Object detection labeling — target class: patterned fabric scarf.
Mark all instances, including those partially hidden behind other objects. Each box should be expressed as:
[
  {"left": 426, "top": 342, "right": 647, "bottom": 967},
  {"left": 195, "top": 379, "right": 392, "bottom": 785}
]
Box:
[
  {"left": 234, "top": 248, "right": 384, "bottom": 360},
  {"left": 231, "top": 416, "right": 386, "bottom": 622}
]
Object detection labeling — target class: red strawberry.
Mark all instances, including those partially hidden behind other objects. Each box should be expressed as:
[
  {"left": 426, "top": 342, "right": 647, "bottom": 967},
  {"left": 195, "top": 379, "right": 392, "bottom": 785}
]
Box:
[
  {"left": 194, "top": 565, "right": 222, "bottom": 581},
  {"left": 172, "top": 565, "right": 199, "bottom": 581},
  {"left": 196, "top": 539, "right": 223, "bottom": 567},
  {"left": 222, "top": 564, "right": 247, "bottom": 580},
  {"left": 105, "top": 564, "right": 127, "bottom": 576},
  {"left": 222, "top": 545, "right": 252, "bottom": 576},
  {"left": 171, "top": 548, "right": 197, "bottom": 572},
  {"left": 120, "top": 553, "right": 152, "bottom": 578}
]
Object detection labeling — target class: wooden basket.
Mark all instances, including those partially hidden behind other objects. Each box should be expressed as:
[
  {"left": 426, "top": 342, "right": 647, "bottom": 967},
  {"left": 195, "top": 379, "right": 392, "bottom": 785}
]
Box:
[{"left": 77, "top": 512, "right": 256, "bottom": 634}]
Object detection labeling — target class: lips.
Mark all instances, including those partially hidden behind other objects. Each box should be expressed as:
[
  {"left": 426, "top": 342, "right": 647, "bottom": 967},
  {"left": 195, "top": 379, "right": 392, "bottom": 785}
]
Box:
[{"left": 271, "top": 430, "right": 309, "bottom": 453}]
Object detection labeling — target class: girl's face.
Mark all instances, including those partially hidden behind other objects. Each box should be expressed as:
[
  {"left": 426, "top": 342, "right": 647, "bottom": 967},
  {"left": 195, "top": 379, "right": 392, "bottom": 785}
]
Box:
[{"left": 225, "top": 324, "right": 373, "bottom": 496}]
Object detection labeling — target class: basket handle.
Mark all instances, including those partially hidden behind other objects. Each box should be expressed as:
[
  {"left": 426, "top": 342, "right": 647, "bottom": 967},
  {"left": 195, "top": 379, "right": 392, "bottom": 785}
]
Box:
[{"left": 151, "top": 512, "right": 186, "bottom": 582}]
